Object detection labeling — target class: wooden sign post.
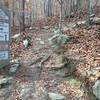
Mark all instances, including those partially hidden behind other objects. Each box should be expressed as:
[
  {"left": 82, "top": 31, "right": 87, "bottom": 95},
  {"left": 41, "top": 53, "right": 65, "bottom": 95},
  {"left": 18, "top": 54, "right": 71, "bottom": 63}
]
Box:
[{"left": 0, "top": 5, "right": 10, "bottom": 68}]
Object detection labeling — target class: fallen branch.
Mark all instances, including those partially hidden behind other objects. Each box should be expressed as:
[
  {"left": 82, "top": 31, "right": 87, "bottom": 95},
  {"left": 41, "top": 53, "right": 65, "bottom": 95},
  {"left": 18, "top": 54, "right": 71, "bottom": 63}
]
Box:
[
  {"left": 38, "top": 55, "right": 51, "bottom": 78},
  {"left": 29, "top": 57, "right": 43, "bottom": 66}
]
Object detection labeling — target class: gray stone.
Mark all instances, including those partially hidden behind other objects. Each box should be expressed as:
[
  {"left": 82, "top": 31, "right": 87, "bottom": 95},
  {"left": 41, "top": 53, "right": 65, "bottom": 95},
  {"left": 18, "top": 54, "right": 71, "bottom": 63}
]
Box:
[
  {"left": 93, "top": 17, "right": 100, "bottom": 24},
  {"left": 40, "top": 40, "right": 45, "bottom": 45},
  {"left": 9, "top": 63, "right": 20, "bottom": 74},
  {"left": 54, "top": 63, "right": 67, "bottom": 70},
  {"left": 0, "top": 77, "right": 12, "bottom": 87},
  {"left": 77, "top": 21, "right": 86, "bottom": 26},
  {"left": 55, "top": 67, "right": 68, "bottom": 77},
  {"left": 23, "top": 39, "right": 29, "bottom": 48},
  {"left": 53, "top": 55, "right": 68, "bottom": 70},
  {"left": 29, "top": 27, "right": 33, "bottom": 30},
  {"left": 93, "top": 80, "right": 100, "bottom": 99},
  {"left": 48, "top": 92, "right": 65, "bottom": 100},
  {"left": 56, "top": 70, "right": 66, "bottom": 77}
]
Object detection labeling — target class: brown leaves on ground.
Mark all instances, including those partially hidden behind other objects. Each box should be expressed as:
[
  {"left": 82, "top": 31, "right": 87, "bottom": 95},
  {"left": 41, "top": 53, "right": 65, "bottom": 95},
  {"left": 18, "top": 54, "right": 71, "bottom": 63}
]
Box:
[
  {"left": 9, "top": 16, "right": 100, "bottom": 99},
  {"left": 63, "top": 25, "right": 100, "bottom": 87}
]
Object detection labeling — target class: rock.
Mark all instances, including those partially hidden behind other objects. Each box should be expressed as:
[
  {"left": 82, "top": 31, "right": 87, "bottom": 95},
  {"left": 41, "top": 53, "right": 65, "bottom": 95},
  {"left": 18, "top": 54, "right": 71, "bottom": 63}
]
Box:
[
  {"left": 56, "top": 70, "right": 66, "bottom": 77},
  {"left": 48, "top": 92, "right": 65, "bottom": 100},
  {"left": 55, "top": 58, "right": 77, "bottom": 77},
  {"left": 9, "top": 63, "right": 20, "bottom": 74},
  {"left": 55, "top": 67, "right": 68, "bottom": 77},
  {"left": 56, "top": 55, "right": 65, "bottom": 65},
  {"left": 53, "top": 55, "right": 68, "bottom": 70},
  {"left": 93, "top": 80, "right": 100, "bottom": 99},
  {"left": 29, "top": 27, "right": 33, "bottom": 30},
  {"left": 53, "top": 63, "right": 66, "bottom": 70},
  {"left": 93, "top": 17, "right": 100, "bottom": 24},
  {"left": 0, "top": 77, "right": 12, "bottom": 88},
  {"left": 77, "top": 21, "right": 86, "bottom": 25},
  {"left": 23, "top": 39, "right": 29, "bottom": 48},
  {"left": 40, "top": 40, "right": 45, "bottom": 45}
]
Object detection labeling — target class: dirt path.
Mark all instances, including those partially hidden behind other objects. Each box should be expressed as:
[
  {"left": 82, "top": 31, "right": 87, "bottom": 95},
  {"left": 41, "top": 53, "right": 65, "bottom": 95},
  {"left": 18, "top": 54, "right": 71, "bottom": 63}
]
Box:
[
  {"left": 10, "top": 29, "right": 84, "bottom": 100},
  {"left": 0, "top": 24, "right": 100, "bottom": 100}
]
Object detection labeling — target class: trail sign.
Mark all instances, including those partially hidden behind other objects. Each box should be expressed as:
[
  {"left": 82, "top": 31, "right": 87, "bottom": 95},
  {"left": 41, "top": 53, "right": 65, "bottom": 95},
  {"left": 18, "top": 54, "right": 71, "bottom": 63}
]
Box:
[{"left": 0, "top": 5, "right": 10, "bottom": 68}]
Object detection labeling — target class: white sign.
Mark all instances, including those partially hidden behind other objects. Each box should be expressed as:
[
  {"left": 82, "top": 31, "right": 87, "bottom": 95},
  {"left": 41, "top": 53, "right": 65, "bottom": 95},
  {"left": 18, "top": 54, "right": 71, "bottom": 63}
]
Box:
[{"left": 0, "top": 6, "right": 10, "bottom": 68}]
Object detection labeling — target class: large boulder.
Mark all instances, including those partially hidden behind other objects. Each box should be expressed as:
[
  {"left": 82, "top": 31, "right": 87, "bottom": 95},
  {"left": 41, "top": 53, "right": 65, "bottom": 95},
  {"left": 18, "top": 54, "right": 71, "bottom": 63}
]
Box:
[
  {"left": 9, "top": 63, "right": 20, "bottom": 75},
  {"left": 80, "top": 68, "right": 100, "bottom": 100},
  {"left": 53, "top": 54, "right": 68, "bottom": 70},
  {"left": 0, "top": 77, "right": 12, "bottom": 88},
  {"left": 93, "top": 17, "right": 100, "bottom": 24},
  {"left": 93, "top": 80, "right": 100, "bottom": 100}
]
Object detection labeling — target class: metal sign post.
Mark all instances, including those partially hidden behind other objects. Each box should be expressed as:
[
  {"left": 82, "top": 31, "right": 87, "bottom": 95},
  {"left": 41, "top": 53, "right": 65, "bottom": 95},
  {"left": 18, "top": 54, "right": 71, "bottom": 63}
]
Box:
[{"left": 0, "top": 5, "right": 10, "bottom": 68}]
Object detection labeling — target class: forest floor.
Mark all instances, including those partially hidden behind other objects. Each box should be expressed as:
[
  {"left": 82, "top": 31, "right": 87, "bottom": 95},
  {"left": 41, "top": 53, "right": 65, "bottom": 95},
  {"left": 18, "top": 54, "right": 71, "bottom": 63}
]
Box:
[{"left": 0, "top": 16, "right": 100, "bottom": 100}]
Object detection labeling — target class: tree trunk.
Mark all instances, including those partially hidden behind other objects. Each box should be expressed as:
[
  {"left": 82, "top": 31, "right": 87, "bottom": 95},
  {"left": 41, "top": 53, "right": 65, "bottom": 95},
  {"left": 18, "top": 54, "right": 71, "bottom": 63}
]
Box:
[
  {"left": 87, "top": 0, "right": 93, "bottom": 26},
  {"left": 48, "top": 0, "right": 52, "bottom": 16},
  {"left": 59, "top": 0, "right": 63, "bottom": 32},
  {"left": 12, "top": 0, "right": 15, "bottom": 34},
  {"left": 44, "top": 0, "right": 52, "bottom": 17},
  {"left": 21, "top": 0, "right": 25, "bottom": 31}
]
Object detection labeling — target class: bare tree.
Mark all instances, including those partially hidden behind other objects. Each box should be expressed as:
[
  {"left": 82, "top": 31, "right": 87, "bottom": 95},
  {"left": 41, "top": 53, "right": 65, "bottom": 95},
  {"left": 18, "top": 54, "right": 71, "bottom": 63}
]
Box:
[
  {"left": 12, "top": 0, "right": 16, "bottom": 34},
  {"left": 44, "top": 0, "right": 52, "bottom": 17},
  {"left": 57, "top": 0, "right": 64, "bottom": 32},
  {"left": 87, "top": 0, "right": 93, "bottom": 26},
  {"left": 21, "top": 0, "right": 25, "bottom": 31}
]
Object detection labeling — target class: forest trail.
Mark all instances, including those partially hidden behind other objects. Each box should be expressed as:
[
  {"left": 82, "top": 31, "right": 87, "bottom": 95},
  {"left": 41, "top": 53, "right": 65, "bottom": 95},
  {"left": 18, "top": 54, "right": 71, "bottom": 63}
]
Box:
[
  {"left": 11, "top": 28, "right": 83, "bottom": 100},
  {"left": 0, "top": 0, "right": 100, "bottom": 99},
  {"left": 0, "top": 21, "right": 100, "bottom": 100}
]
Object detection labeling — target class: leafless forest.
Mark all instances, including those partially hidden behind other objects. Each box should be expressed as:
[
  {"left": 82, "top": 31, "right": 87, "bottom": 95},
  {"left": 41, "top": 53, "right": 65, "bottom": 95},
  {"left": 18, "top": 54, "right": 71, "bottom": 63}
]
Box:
[{"left": 0, "top": 0, "right": 100, "bottom": 100}]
